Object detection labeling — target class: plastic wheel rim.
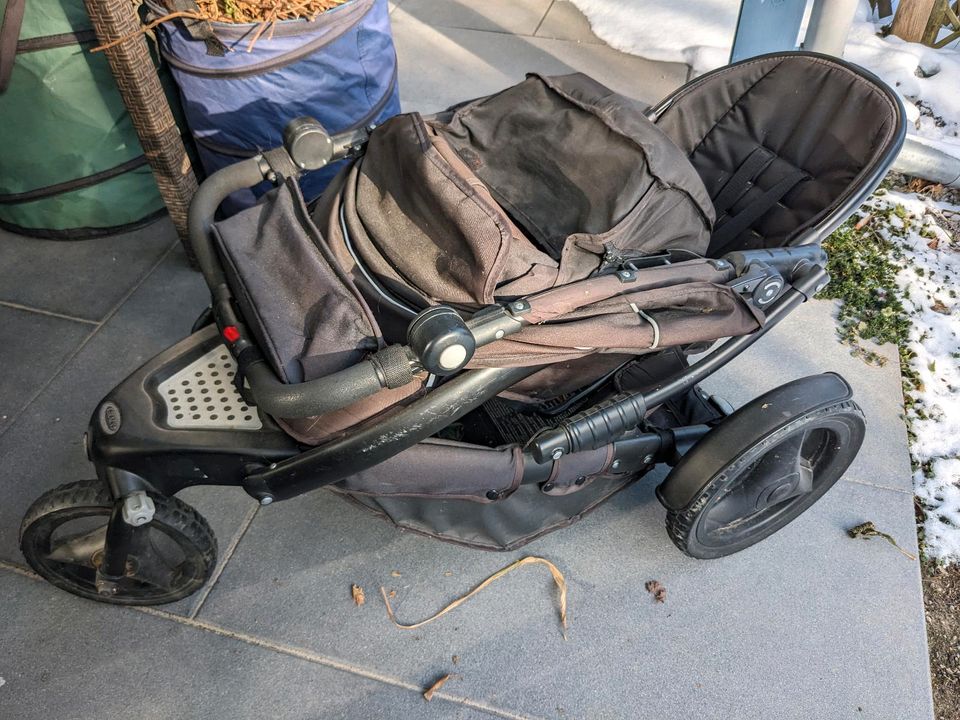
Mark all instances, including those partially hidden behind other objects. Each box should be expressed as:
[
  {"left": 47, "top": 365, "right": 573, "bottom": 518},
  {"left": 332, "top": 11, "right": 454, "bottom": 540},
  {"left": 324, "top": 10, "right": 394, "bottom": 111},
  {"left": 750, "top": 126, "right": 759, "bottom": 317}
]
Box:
[
  {"left": 22, "top": 507, "right": 207, "bottom": 604},
  {"left": 693, "top": 417, "right": 854, "bottom": 550}
]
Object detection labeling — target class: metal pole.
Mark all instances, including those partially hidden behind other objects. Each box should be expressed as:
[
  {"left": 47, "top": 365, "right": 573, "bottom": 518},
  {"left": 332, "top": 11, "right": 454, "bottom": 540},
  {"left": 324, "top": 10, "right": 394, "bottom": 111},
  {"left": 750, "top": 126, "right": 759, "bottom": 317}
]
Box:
[
  {"left": 893, "top": 138, "right": 960, "bottom": 187},
  {"left": 804, "top": 0, "right": 861, "bottom": 55}
]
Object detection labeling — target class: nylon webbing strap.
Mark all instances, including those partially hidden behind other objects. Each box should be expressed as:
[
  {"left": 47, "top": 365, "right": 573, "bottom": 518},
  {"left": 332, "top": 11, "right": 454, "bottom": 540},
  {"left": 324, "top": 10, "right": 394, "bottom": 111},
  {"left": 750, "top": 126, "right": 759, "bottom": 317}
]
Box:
[
  {"left": 709, "top": 166, "right": 808, "bottom": 254},
  {"left": 163, "top": 0, "right": 225, "bottom": 56},
  {"left": 0, "top": 0, "right": 26, "bottom": 93},
  {"left": 262, "top": 148, "right": 300, "bottom": 182},
  {"left": 712, "top": 146, "right": 776, "bottom": 216}
]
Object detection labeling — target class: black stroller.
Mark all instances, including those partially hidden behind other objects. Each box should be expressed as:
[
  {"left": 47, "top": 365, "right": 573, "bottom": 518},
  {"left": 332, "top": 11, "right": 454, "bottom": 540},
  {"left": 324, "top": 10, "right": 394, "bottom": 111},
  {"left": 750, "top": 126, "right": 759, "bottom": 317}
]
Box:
[{"left": 20, "top": 52, "right": 906, "bottom": 605}]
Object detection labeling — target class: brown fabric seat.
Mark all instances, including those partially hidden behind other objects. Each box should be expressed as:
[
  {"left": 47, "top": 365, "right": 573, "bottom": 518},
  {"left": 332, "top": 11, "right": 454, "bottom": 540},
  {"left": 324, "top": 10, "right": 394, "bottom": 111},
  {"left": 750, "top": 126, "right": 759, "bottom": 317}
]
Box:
[
  {"left": 652, "top": 53, "right": 902, "bottom": 255},
  {"left": 332, "top": 73, "right": 715, "bottom": 311}
]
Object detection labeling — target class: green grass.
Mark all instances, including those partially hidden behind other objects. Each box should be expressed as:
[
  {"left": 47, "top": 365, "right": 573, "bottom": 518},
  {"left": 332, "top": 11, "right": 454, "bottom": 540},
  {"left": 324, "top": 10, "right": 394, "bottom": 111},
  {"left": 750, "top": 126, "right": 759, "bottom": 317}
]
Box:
[
  {"left": 820, "top": 204, "right": 912, "bottom": 369},
  {"left": 820, "top": 195, "right": 934, "bottom": 560}
]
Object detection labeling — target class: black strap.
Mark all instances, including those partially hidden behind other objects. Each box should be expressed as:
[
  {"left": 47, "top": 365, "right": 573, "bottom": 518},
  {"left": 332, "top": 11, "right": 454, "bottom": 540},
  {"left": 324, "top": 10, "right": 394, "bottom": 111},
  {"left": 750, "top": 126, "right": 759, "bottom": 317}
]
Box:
[
  {"left": 261, "top": 147, "right": 300, "bottom": 181},
  {"left": 712, "top": 146, "right": 776, "bottom": 216},
  {"left": 0, "top": 0, "right": 26, "bottom": 93},
  {"left": 0, "top": 155, "right": 151, "bottom": 204},
  {"left": 709, "top": 166, "right": 807, "bottom": 255},
  {"left": 160, "top": 0, "right": 225, "bottom": 56}
]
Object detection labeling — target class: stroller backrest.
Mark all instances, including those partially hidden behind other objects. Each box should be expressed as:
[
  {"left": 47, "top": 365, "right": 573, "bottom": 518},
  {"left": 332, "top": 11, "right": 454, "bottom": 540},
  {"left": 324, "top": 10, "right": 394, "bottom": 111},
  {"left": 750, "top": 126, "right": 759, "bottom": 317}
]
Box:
[{"left": 652, "top": 52, "right": 906, "bottom": 257}]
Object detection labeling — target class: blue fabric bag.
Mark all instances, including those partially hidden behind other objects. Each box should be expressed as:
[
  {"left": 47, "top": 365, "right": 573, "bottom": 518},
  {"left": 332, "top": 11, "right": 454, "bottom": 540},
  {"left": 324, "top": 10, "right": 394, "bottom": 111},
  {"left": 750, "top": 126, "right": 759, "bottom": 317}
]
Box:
[{"left": 153, "top": 0, "right": 400, "bottom": 212}]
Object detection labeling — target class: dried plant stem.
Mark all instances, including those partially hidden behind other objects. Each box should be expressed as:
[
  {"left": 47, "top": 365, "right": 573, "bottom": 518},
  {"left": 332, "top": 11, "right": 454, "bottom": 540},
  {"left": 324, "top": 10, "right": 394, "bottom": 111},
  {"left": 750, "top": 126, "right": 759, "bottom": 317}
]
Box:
[
  {"left": 88, "top": 0, "right": 350, "bottom": 54},
  {"left": 90, "top": 10, "right": 206, "bottom": 52},
  {"left": 380, "top": 556, "right": 569, "bottom": 639}
]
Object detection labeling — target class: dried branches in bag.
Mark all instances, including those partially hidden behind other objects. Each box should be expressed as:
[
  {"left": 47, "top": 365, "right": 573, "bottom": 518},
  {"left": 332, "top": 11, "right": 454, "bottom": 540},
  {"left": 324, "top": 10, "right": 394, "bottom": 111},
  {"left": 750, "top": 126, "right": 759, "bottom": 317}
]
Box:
[{"left": 90, "top": 0, "right": 350, "bottom": 54}]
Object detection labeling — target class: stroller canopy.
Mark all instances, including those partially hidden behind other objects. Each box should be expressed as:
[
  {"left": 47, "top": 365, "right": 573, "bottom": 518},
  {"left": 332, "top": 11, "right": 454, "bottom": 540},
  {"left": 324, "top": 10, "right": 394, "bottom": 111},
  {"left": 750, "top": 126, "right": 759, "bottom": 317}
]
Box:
[{"left": 333, "top": 73, "right": 716, "bottom": 310}]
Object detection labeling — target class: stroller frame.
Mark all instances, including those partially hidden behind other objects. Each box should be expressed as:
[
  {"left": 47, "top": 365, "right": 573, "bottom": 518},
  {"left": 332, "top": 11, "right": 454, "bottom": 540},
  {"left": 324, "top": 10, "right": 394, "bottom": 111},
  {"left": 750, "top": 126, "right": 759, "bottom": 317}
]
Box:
[{"left": 20, "top": 52, "right": 906, "bottom": 604}]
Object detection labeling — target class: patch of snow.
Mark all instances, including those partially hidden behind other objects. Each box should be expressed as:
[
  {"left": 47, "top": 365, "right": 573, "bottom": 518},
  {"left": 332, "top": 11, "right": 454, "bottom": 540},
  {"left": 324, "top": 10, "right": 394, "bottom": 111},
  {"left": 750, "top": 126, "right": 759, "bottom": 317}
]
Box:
[
  {"left": 845, "top": 5, "right": 960, "bottom": 147},
  {"left": 864, "top": 190, "right": 960, "bottom": 563},
  {"left": 568, "top": 0, "right": 960, "bottom": 152},
  {"left": 567, "top": 0, "right": 739, "bottom": 75}
]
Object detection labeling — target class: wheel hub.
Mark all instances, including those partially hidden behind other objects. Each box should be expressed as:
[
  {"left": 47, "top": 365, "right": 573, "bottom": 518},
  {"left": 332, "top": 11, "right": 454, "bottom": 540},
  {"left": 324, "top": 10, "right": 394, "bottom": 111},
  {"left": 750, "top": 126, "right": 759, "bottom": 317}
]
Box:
[{"left": 754, "top": 473, "right": 800, "bottom": 510}]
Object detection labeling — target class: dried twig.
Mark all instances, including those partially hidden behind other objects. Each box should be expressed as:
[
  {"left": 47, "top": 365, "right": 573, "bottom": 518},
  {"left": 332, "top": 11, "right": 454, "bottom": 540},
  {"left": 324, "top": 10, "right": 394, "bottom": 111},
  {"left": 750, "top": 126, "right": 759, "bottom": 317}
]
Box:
[
  {"left": 90, "top": 11, "right": 206, "bottom": 52},
  {"left": 847, "top": 521, "right": 916, "bottom": 560},
  {"left": 89, "top": 0, "right": 350, "bottom": 54},
  {"left": 380, "top": 556, "right": 569, "bottom": 639},
  {"left": 423, "top": 674, "right": 454, "bottom": 701}
]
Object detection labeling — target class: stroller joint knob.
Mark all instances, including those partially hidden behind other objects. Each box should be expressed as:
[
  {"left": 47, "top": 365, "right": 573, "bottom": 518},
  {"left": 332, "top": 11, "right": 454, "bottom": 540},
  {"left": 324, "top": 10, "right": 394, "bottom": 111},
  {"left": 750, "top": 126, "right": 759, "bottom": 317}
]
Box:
[{"left": 407, "top": 306, "right": 476, "bottom": 376}]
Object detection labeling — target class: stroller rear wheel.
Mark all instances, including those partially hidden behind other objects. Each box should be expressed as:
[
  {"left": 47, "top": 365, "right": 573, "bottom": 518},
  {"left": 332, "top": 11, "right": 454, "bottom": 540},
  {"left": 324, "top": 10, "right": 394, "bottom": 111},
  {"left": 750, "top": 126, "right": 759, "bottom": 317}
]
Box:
[
  {"left": 663, "top": 389, "right": 865, "bottom": 560},
  {"left": 20, "top": 480, "right": 217, "bottom": 605}
]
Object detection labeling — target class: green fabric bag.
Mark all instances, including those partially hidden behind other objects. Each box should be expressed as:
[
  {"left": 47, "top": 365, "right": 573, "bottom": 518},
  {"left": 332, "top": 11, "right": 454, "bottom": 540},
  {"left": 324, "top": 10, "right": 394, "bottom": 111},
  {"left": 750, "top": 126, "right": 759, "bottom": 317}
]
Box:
[{"left": 0, "top": 0, "right": 166, "bottom": 238}]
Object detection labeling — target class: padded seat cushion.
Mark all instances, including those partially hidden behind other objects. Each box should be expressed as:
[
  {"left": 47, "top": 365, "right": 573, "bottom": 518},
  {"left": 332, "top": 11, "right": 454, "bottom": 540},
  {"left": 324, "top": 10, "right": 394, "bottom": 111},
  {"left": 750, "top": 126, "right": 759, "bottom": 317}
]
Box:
[{"left": 654, "top": 53, "right": 902, "bottom": 255}]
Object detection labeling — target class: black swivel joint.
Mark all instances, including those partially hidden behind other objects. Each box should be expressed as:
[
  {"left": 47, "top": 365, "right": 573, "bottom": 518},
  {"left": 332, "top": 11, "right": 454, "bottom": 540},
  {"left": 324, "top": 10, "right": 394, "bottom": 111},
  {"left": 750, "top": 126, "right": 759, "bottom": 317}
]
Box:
[
  {"left": 407, "top": 306, "right": 476, "bottom": 376},
  {"left": 283, "top": 117, "right": 334, "bottom": 171}
]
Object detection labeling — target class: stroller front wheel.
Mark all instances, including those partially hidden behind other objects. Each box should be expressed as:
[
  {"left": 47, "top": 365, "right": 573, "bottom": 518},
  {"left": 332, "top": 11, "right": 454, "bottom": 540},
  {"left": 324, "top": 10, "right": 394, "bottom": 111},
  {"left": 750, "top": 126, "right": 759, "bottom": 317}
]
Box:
[
  {"left": 664, "top": 394, "right": 866, "bottom": 560},
  {"left": 20, "top": 480, "right": 217, "bottom": 605}
]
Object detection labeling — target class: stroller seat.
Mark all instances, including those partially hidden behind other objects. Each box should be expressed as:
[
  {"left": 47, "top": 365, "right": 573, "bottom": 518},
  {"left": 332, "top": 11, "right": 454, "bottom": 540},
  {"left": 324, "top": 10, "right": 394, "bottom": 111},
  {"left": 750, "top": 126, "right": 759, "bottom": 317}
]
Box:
[{"left": 651, "top": 54, "right": 902, "bottom": 256}]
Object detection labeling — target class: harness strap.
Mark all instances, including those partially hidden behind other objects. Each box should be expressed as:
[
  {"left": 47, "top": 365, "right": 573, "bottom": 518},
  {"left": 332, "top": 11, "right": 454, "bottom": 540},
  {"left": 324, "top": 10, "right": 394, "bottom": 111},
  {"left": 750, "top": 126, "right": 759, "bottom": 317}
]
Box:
[
  {"left": 709, "top": 166, "right": 807, "bottom": 255},
  {"left": 712, "top": 146, "right": 776, "bottom": 217}
]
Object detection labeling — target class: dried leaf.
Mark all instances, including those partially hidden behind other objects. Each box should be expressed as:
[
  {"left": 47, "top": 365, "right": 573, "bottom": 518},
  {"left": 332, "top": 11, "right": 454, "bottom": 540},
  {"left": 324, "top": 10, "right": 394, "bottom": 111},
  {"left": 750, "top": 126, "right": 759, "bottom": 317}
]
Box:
[
  {"left": 391, "top": 570, "right": 401, "bottom": 577},
  {"left": 847, "top": 521, "right": 916, "bottom": 560},
  {"left": 931, "top": 300, "right": 950, "bottom": 315},
  {"left": 423, "top": 674, "right": 453, "bottom": 701},
  {"left": 388, "top": 590, "right": 397, "bottom": 599},
  {"left": 380, "top": 556, "right": 568, "bottom": 639},
  {"left": 645, "top": 580, "right": 667, "bottom": 603},
  {"left": 443, "top": 571, "right": 453, "bottom": 577},
  {"left": 927, "top": 237, "right": 940, "bottom": 250},
  {"left": 451, "top": 655, "right": 460, "bottom": 665},
  {"left": 351, "top": 584, "right": 365, "bottom": 606}
]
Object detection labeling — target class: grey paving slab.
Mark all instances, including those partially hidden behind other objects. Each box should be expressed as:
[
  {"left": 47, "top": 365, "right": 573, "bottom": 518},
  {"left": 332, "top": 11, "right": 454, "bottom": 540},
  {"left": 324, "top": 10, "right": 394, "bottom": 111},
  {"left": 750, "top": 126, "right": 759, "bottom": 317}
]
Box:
[
  {"left": 0, "top": 246, "right": 257, "bottom": 618},
  {"left": 534, "top": 0, "right": 600, "bottom": 43},
  {"left": 0, "top": 568, "right": 495, "bottom": 720},
  {"left": 197, "top": 474, "right": 931, "bottom": 718},
  {"left": 700, "top": 298, "right": 914, "bottom": 494},
  {"left": 0, "top": 305, "right": 92, "bottom": 434},
  {"left": 0, "top": 218, "right": 177, "bottom": 322},
  {"left": 392, "top": 12, "right": 688, "bottom": 113},
  {"left": 399, "top": 0, "right": 553, "bottom": 35}
]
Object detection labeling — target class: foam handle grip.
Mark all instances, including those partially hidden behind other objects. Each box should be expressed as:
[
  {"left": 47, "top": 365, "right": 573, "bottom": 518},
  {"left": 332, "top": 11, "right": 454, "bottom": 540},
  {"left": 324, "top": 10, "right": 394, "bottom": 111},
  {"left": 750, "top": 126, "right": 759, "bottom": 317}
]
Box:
[{"left": 529, "top": 392, "right": 647, "bottom": 463}]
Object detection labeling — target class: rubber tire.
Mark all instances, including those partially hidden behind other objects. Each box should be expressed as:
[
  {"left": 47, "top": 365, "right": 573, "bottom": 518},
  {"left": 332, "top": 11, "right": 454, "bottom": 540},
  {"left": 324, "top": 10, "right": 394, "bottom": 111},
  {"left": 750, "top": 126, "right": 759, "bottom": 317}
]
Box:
[
  {"left": 20, "top": 480, "right": 218, "bottom": 605},
  {"left": 665, "top": 399, "right": 865, "bottom": 559}
]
